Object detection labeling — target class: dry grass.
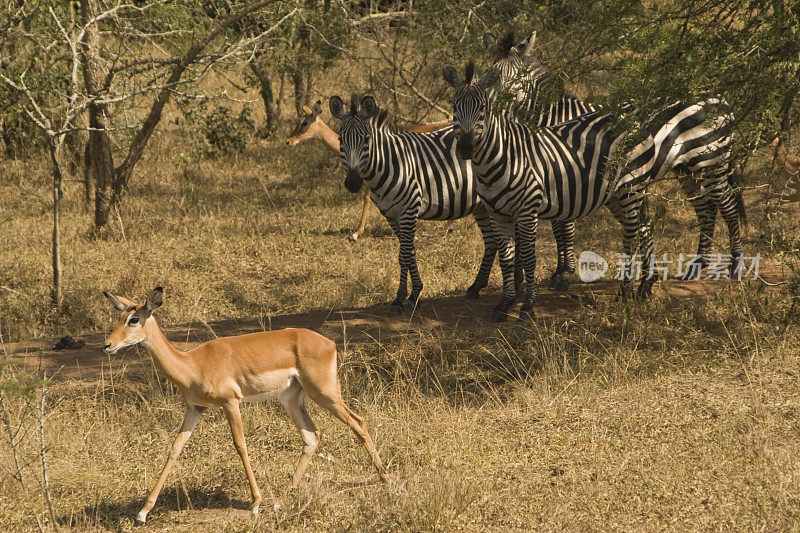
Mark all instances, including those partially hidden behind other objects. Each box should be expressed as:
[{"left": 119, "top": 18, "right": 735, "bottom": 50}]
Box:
[{"left": 2, "top": 97, "right": 800, "bottom": 531}]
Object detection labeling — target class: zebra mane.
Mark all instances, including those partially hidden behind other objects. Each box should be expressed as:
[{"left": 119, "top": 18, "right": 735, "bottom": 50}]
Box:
[
  {"left": 495, "top": 29, "right": 517, "bottom": 60},
  {"left": 348, "top": 92, "right": 391, "bottom": 128},
  {"left": 348, "top": 93, "right": 362, "bottom": 118},
  {"left": 465, "top": 60, "right": 476, "bottom": 84}
]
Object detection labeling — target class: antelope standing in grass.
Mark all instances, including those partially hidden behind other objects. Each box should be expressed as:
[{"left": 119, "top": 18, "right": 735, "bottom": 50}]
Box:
[
  {"left": 103, "top": 287, "right": 387, "bottom": 525},
  {"left": 286, "top": 100, "right": 448, "bottom": 241}
]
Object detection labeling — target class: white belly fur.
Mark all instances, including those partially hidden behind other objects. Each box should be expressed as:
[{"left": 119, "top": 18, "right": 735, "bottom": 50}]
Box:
[{"left": 241, "top": 370, "right": 298, "bottom": 403}]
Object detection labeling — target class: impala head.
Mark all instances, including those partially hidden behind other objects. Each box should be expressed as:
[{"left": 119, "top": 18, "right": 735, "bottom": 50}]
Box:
[
  {"left": 443, "top": 60, "right": 501, "bottom": 160},
  {"left": 103, "top": 287, "right": 163, "bottom": 354},
  {"left": 285, "top": 100, "right": 323, "bottom": 146},
  {"left": 330, "top": 93, "right": 388, "bottom": 193}
]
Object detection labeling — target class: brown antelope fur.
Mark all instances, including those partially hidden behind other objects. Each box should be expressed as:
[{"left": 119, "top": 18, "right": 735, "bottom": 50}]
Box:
[
  {"left": 771, "top": 139, "right": 800, "bottom": 202},
  {"left": 103, "top": 287, "right": 387, "bottom": 525},
  {"left": 286, "top": 100, "right": 449, "bottom": 241}
]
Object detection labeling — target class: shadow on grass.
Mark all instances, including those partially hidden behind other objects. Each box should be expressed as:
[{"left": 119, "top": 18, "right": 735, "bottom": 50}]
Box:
[{"left": 58, "top": 486, "right": 251, "bottom": 529}]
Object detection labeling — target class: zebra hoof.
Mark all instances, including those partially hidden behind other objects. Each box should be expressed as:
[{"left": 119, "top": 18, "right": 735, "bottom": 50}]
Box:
[
  {"left": 518, "top": 306, "right": 535, "bottom": 321},
  {"left": 465, "top": 289, "right": 480, "bottom": 300},
  {"left": 389, "top": 302, "right": 403, "bottom": 315},
  {"left": 636, "top": 280, "right": 655, "bottom": 299},
  {"left": 490, "top": 309, "right": 508, "bottom": 323},
  {"left": 552, "top": 279, "right": 571, "bottom": 292}
]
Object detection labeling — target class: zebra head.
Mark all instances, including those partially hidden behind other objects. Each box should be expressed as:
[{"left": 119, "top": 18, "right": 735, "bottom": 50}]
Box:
[
  {"left": 330, "top": 94, "right": 380, "bottom": 193},
  {"left": 443, "top": 60, "right": 501, "bottom": 161},
  {"left": 484, "top": 30, "right": 553, "bottom": 123}
]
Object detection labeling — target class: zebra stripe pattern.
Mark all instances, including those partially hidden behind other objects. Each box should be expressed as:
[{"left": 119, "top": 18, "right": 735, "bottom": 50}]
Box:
[
  {"left": 445, "top": 62, "right": 656, "bottom": 321},
  {"left": 485, "top": 30, "right": 745, "bottom": 282},
  {"left": 329, "top": 93, "right": 500, "bottom": 313}
]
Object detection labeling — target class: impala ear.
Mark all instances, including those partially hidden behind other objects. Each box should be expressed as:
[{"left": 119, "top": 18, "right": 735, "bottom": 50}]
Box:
[
  {"left": 301, "top": 105, "right": 312, "bottom": 115},
  {"left": 104, "top": 291, "right": 129, "bottom": 312},
  {"left": 517, "top": 31, "right": 536, "bottom": 57},
  {"left": 443, "top": 65, "right": 461, "bottom": 88},
  {"left": 329, "top": 95, "right": 346, "bottom": 119},
  {"left": 359, "top": 95, "right": 377, "bottom": 119},
  {"left": 144, "top": 286, "right": 163, "bottom": 316},
  {"left": 483, "top": 31, "right": 497, "bottom": 50},
  {"left": 477, "top": 67, "right": 501, "bottom": 91},
  {"left": 311, "top": 100, "right": 322, "bottom": 117}
]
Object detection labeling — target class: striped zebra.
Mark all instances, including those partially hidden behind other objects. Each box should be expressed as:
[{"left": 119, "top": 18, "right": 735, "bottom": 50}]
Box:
[
  {"left": 444, "top": 62, "right": 659, "bottom": 321},
  {"left": 485, "top": 30, "right": 746, "bottom": 283},
  {"left": 329, "top": 93, "right": 501, "bottom": 313}
]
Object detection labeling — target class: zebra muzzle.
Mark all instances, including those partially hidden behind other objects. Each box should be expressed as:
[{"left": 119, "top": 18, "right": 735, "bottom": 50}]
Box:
[
  {"left": 456, "top": 133, "right": 474, "bottom": 160},
  {"left": 344, "top": 169, "right": 364, "bottom": 193}
]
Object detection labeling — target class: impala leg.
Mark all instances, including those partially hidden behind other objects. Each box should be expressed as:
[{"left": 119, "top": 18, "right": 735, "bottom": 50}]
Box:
[
  {"left": 302, "top": 380, "right": 388, "bottom": 482},
  {"left": 278, "top": 380, "right": 319, "bottom": 488},
  {"left": 350, "top": 190, "right": 371, "bottom": 241},
  {"left": 222, "top": 401, "right": 264, "bottom": 515},
  {"left": 135, "top": 405, "right": 204, "bottom": 526}
]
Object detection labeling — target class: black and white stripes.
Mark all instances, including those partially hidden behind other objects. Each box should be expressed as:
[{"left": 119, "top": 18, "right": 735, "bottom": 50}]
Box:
[{"left": 329, "top": 94, "right": 499, "bottom": 312}]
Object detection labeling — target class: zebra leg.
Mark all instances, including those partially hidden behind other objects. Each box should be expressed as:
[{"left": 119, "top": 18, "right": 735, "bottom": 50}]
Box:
[
  {"left": 607, "top": 198, "right": 636, "bottom": 299},
  {"left": 549, "top": 220, "right": 575, "bottom": 292},
  {"left": 704, "top": 171, "right": 745, "bottom": 279},
  {"left": 402, "top": 217, "right": 424, "bottom": 306},
  {"left": 678, "top": 175, "right": 715, "bottom": 280},
  {"left": 635, "top": 211, "right": 657, "bottom": 298},
  {"left": 466, "top": 206, "right": 498, "bottom": 299},
  {"left": 388, "top": 219, "right": 409, "bottom": 314},
  {"left": 513, "top": 223, "right": 524, "bottom": 297},
  {"left": 491, "top": 216, "right": 517, "bottom": 322},
  {"left": 517, "top": 213, "right": 539, "bottom": 320}
]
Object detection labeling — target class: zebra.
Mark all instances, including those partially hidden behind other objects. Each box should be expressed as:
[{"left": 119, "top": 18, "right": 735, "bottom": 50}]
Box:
[
  {"left": 484, "top": 30, "right": 746, "bottom": 283},
  {"left": 444, "top": 61, "right": 660, "bottom": 321},
  {"left": 329, "top": 93, "right": 501, "bottom": 314}
]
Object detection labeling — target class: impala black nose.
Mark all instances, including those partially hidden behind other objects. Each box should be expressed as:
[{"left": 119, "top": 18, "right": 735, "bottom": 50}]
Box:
[{"left": 104, "top": 343, "right": 111, "bottom": 350}]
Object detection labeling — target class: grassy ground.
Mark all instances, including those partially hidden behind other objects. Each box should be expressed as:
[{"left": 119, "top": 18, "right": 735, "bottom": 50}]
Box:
[{"left": 2, "top": 104, "right": 800, "bottom": 530}]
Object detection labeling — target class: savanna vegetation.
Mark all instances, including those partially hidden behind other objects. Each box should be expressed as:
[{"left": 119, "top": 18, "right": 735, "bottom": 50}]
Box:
[{"left": 2, "top": 1, "right": 800, "bottom": 531}]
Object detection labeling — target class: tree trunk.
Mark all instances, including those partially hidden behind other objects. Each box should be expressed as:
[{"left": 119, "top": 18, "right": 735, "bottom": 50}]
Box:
[
  {"left": 249, "top": 59, "right": 278, "bottom": 134},
  {"left": 47, "top": 138, "right": 63, "bottom": 306},
  {"left": 79, "top": 0, "right": 115, "bottom": 230},
  {"left": 292, "top": 69, "right": 304, "bottom": 115}
]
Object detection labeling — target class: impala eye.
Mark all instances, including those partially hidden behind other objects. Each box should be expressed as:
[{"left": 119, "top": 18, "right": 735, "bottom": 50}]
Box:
[
  {"left": 128, "top": 316, "right": 140, "bottom": 325},
  {"left": 300, "top": 120, "right": 308, "bottom": 127}
]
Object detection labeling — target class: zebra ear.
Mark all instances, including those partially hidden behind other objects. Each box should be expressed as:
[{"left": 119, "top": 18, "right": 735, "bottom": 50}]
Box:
[
  {"left": 443, "top": 65, "right": 462, "bottom": 88},
  {"left": 311, "top": 100, "right": 322, "bottom": 118},
  {"left": 483, "top": 31, "right": 496, "bottom": 50},
  {"left": 477, "top": 67, "right": 501, "bottom": 91},
  {"left": 329, "top": 95, "right": 346, "bottom": 120},
  {"left": 359, "top": 95, "right": 377, "bottom": 119},
  {"left": 516, "top": 31, "right": 536, "bottom": 57}
]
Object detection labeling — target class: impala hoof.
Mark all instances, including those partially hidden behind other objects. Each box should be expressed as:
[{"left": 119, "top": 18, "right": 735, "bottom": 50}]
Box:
[
  {"left": 134, "top": 510, "right": 147, "bottom": 526},
  {"left": 251, "top": 503, "right": 260, "bottom": 516},
  {"left": 349, "top": 233, "right": 359, "bottom": 242}
]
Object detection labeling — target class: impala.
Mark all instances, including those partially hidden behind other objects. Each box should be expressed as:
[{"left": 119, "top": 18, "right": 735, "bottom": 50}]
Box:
[
  {"left": 103, "top": 287, "right": 388, "bottom": 525},
  {"left": 286, "top": 100, "right": 448, "bottom": 241}
]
